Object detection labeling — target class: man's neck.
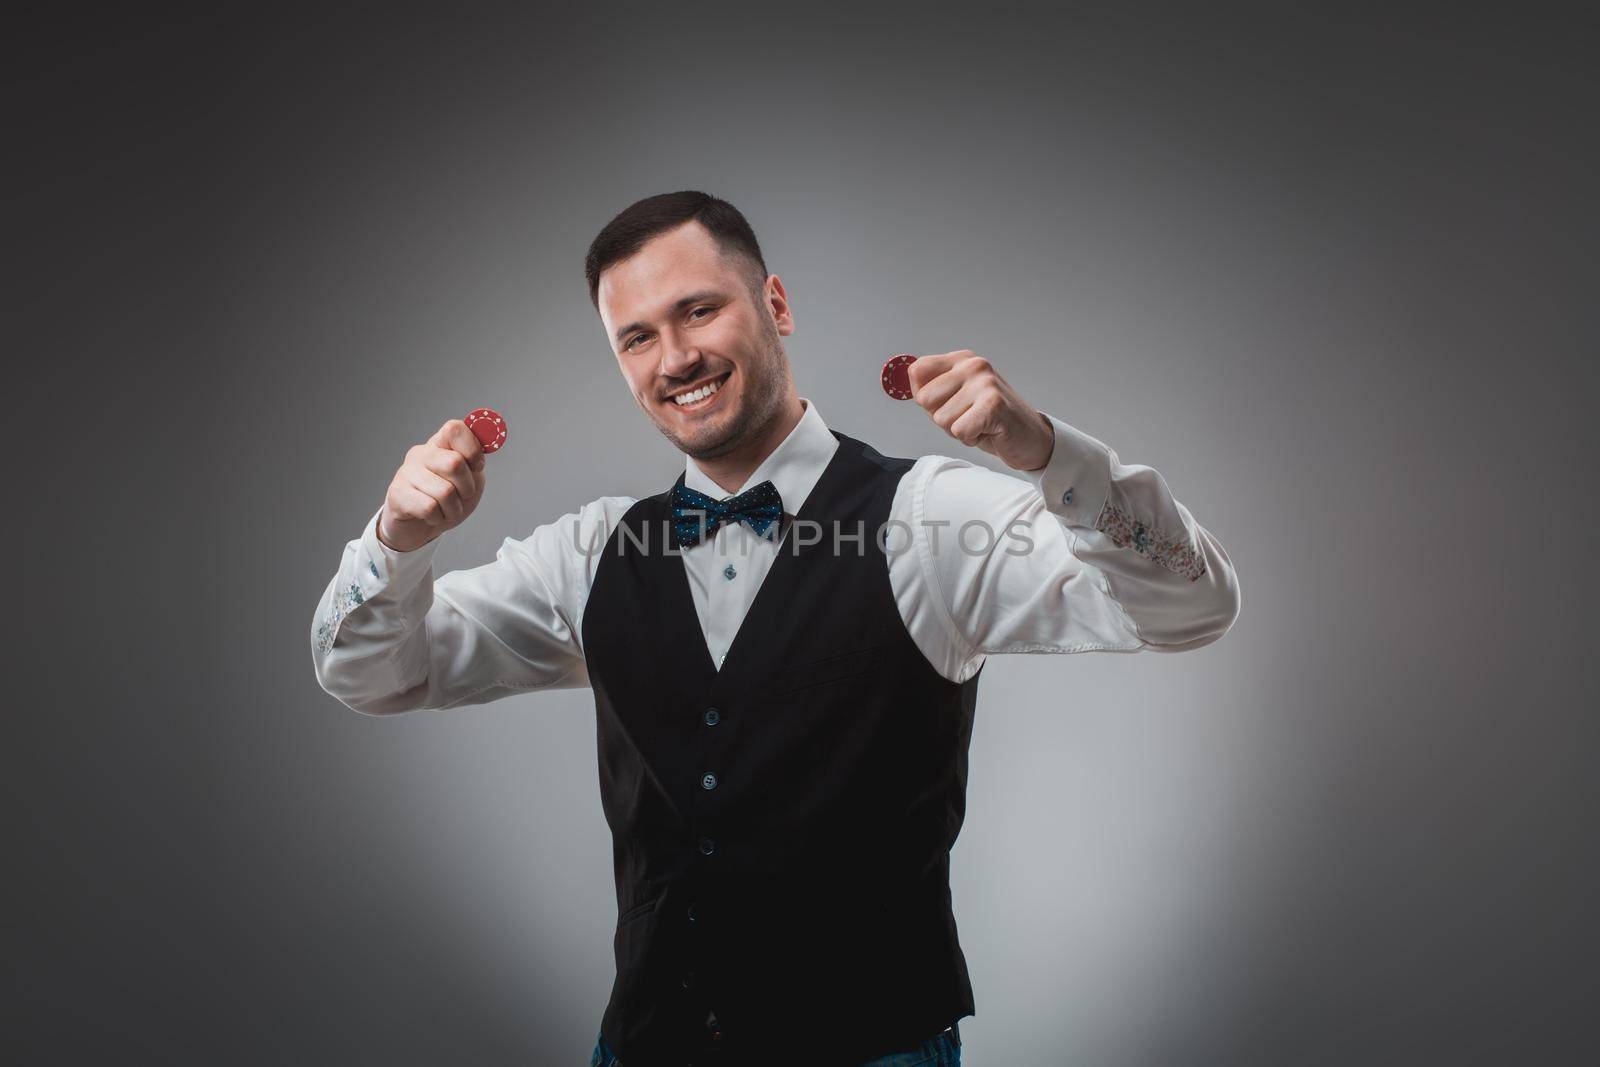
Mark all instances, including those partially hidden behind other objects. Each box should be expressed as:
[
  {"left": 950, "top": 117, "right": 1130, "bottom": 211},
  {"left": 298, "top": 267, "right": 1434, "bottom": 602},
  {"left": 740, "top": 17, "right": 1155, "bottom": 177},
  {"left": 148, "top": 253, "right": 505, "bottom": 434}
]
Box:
[{"left": 696, "top": 397, "right": 806, "bottom": 495}]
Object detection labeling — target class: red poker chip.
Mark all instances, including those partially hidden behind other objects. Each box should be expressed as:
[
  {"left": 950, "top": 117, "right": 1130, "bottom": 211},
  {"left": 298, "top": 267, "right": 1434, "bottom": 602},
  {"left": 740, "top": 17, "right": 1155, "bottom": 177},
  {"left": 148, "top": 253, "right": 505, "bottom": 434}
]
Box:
[
  {"left": 881, "top": 353, "right": 917, "bottom": 400},
  {"left": 465, "top": 407, "right": 508, "bottom": 454}
]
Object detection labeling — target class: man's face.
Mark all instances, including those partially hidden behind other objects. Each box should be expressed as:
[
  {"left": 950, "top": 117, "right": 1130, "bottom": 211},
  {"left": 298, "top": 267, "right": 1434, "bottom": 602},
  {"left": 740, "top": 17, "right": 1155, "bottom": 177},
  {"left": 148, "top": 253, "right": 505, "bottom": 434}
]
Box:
[{"left": 598, "top": 220, "right": 794, "bottom": 461}]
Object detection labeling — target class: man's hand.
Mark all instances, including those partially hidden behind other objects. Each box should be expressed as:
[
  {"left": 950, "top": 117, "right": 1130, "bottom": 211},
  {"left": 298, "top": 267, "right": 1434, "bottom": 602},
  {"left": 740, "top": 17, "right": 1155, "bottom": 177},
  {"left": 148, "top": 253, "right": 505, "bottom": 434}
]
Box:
[
  {"left": 906, "top": 350, "right": 1056, "bottom": 472},
  {"left": 376, "top": 419, "right": 489, "bottom": 552}
]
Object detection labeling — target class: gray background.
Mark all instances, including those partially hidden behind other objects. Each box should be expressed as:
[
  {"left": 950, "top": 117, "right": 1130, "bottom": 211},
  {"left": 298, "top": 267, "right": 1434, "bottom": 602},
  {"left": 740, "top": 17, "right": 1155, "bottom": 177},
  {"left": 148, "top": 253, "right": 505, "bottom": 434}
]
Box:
[{"left": 13, "top": 5, "right": 1596, "bottom": 1064}]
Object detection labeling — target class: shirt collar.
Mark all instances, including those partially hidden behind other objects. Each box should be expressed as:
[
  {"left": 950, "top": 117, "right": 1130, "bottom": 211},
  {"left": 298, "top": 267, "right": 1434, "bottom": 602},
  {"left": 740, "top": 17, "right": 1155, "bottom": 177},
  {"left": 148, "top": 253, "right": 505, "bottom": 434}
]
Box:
[{"left": 682, "top": 397, "right": 838, "bottom": 516}]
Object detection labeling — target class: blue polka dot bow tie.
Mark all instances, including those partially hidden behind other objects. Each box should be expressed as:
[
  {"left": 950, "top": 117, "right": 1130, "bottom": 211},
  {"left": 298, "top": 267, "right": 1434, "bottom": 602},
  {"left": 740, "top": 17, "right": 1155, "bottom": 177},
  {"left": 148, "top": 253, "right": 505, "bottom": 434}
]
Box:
[{"left": 669, "top": 479, "right": 784, "bottom": 548}]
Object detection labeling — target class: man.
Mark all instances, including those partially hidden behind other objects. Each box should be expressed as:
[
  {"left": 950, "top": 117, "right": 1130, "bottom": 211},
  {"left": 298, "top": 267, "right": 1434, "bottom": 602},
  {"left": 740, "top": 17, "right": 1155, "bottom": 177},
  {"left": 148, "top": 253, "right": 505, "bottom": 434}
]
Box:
[{"left": 311, "top": 191, "right": 1241, "bottom": 1066}]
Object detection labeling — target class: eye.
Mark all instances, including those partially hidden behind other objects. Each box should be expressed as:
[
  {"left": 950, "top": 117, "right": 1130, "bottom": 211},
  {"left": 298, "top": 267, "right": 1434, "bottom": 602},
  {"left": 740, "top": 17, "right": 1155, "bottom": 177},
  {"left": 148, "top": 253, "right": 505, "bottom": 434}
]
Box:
[{"left": 625, "top": 307, "right": 713, "bottom": 351}]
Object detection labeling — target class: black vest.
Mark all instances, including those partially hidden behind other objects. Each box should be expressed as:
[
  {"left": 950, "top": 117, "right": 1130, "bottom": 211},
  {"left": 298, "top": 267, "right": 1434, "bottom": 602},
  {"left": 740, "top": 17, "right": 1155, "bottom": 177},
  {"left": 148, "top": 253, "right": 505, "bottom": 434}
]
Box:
[{"left": 581, "top": 430, "right": 983, "bottom": 1066}]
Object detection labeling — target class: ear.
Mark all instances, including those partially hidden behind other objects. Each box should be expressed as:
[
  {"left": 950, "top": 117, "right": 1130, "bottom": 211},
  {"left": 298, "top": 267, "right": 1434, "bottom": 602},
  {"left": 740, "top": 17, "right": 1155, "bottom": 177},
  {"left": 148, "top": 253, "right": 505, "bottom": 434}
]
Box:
[{"left": 763, "top": 275, "right": 795, "bottom": 335}]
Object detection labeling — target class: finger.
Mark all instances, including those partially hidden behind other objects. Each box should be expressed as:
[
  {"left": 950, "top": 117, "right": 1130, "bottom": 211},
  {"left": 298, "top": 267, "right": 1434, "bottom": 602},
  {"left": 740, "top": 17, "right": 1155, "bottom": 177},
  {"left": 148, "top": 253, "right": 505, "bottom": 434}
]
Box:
[
  {"left": 947, "top": 391, "right": 1002, "bottom": 447},
  {"left": 430, "top": 419, "right": 486, "bottom": 471},
  {"left": 394, "top": 482, "right": 448, "bottom": 527},
  {"left": 912, "top": 358, "right": 969, "bottom": 413},
  {"left": 410, "top": 466, "right": 465, "bottom": 524},
  {"left": 934, "top": 375, "right": 1002, "bottom": 440},
  {"left": 906, "top": 352, "right": 963, "bottom": 395},
  {"left": 931, "top": 381, "right": 977, "bottom": 437},
  {"left": 421, "top": 445, "right": 479, "bottom": 506}
]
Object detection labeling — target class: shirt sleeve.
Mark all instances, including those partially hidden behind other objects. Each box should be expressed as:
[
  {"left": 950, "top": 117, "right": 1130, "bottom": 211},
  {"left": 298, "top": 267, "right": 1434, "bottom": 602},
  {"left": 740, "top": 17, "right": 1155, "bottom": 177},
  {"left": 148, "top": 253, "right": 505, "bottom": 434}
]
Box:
[
  {"left": 888, "top": 412, "right": 1241, "bottom": 683},
  {"left": 309, "top": 496, "right": 633, "bottom": 715}
]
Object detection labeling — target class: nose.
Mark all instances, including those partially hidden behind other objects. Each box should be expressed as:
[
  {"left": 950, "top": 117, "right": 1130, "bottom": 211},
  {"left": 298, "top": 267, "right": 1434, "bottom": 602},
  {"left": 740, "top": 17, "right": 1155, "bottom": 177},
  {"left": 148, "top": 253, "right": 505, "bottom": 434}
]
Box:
[{"left": 659, "top": 336, "right": 703, "bottom": 388}]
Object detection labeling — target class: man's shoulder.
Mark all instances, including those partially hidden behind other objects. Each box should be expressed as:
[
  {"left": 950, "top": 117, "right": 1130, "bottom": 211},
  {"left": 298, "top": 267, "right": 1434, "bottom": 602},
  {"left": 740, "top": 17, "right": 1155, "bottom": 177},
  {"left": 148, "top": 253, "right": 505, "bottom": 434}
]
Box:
[
  {"left": 832, "top": 428, "right": 918, "bottom": 477},
  {"left": 498, "top": 492, "right": 640, "bottom": 559},
  {"left": 833, "top": 428, "right": 1008, "bottom": 490}
]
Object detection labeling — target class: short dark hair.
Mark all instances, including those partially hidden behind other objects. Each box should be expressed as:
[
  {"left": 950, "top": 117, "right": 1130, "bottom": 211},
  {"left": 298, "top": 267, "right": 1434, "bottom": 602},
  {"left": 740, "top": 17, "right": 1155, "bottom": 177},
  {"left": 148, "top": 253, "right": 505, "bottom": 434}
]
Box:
[{"left": 585, "top": 190, "right": 769, "bottom": 312}]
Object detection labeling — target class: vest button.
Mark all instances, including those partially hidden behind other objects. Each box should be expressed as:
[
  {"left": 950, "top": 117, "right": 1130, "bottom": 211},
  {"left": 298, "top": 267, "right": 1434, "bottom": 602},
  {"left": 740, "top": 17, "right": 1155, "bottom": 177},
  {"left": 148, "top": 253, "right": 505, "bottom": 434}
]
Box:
[
  {"left": 703, "top": 707, "right": 720, "bottom": 726},
  {"left": 697, "top": 836, "right": 716, "bottom": 856},
  {"left": 701, "top": 772, "right": 718, "bottom": 790},
  {"left": 681, "top": 970, "right": 695, "bottom": 989},
  {"left": 686, "top": 902, "right": 696, "bottom": 923}
]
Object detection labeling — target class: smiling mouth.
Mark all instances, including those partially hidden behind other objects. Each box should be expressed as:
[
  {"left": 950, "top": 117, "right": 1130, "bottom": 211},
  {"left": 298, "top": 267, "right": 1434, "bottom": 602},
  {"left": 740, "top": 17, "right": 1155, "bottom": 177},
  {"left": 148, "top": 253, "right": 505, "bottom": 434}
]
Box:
[{"left": 667, "top": 371, "right": 731, "bottom": 411}]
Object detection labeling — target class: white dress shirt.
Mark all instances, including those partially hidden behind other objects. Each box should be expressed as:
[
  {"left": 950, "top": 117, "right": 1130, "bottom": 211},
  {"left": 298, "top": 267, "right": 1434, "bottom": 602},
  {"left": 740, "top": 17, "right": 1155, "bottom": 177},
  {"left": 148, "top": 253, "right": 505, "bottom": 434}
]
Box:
[{"left": 312, "top": 398, "right": 1240, "bottom": 715}]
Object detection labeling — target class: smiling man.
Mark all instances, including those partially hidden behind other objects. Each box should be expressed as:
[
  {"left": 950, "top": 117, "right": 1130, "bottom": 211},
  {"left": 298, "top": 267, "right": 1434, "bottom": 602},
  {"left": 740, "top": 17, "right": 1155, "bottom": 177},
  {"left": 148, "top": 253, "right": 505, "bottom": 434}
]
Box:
[
  {"left": 602, "top": 219, "right": 798, "bottom": 484},
  {"left": 311, "top": 190, "right": 1241, "bottom": 1066}
]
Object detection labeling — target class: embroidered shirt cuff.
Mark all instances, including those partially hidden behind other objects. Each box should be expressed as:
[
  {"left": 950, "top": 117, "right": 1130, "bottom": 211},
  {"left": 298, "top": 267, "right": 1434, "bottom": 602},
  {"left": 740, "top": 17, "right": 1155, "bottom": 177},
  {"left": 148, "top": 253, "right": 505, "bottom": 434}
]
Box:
[
  {"left": 1026, "top": 412, "right": 1113, "bottom": 529},
  {"left": 315, "top": 507, "right": 442, "bottom": 659},
  {"left": 358, "top": 504, "right": 442, "bottom": 596}
]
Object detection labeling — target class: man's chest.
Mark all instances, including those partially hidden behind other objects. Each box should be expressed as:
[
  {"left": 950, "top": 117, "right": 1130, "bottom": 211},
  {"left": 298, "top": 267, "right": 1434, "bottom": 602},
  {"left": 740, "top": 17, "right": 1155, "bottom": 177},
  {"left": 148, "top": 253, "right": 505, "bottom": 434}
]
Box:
[{"left": 680, "top": 522, "right": 788, "bottom": 671}]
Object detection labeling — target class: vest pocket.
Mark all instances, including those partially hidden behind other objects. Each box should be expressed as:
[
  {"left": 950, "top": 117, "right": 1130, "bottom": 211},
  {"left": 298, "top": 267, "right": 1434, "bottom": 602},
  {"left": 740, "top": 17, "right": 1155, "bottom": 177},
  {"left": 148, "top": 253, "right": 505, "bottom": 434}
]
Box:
[{"left": 778, "top": 642, "right": 897, "bottom": 695}]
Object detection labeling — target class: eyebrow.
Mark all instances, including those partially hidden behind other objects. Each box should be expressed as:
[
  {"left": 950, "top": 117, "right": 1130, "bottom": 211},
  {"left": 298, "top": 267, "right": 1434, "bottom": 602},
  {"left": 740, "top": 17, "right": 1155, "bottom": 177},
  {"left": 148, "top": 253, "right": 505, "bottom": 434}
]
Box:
[{"left": 614, "top": 290, "right": 725, "bottom": 347}]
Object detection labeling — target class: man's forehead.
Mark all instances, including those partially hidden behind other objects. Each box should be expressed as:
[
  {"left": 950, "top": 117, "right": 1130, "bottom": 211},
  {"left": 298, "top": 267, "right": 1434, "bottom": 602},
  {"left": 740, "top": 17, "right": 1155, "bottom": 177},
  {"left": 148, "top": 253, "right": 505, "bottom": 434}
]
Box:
[
  {"left": 600, "top": 235, "right": 739, "bottom": 327},
  {"left": 604, "top": 266, "right": 726, "bottom": 313}
]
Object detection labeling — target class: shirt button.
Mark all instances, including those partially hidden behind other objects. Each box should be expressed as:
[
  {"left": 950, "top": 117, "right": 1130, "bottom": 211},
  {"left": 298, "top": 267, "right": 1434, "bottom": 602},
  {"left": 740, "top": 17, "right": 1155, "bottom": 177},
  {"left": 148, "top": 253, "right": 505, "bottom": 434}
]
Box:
[
  {"left": 723, "top": 563, "right": 737, "bottom": 580},
  {"left": 1062, "top": 486, "right": 1074, "bottom": 505},
  {"left": 704, "top": 707, "right": 720, "bottom": 726},
  {"left": 698, "top": 836, "right": 716, "bottom": 856},
  {"left": 701, "top": 772, "right": 718, "bottom": 790}
]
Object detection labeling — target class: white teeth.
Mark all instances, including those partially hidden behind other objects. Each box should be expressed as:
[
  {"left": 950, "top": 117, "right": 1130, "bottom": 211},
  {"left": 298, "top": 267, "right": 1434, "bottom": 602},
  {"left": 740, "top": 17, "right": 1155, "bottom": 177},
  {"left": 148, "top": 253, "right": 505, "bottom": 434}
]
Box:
[{"left": 673, "top": 376, "right": 724, "bottom": 406}]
